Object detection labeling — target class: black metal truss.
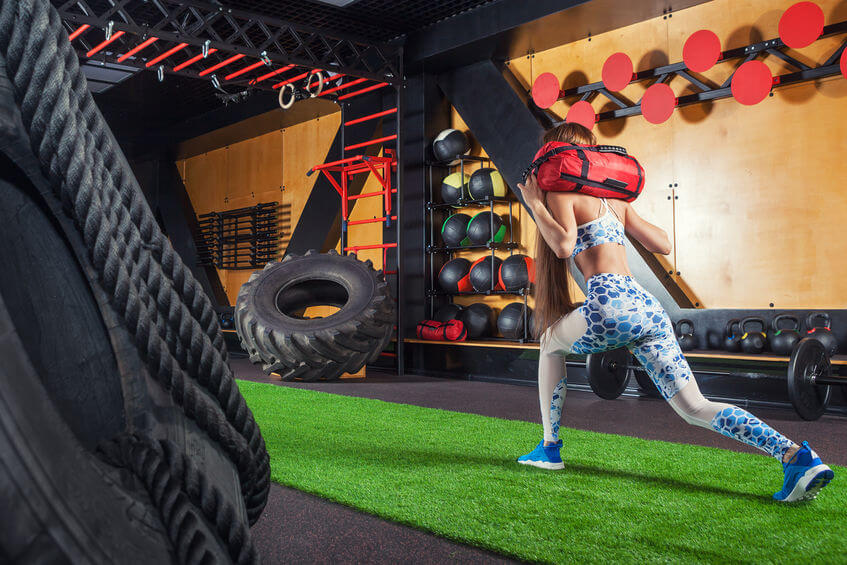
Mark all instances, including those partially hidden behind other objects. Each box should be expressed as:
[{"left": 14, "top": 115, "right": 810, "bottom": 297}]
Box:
[
  {"left": 56, "top": 0, "right": 402, "bottom": 86},
  {"left": 549, "top": 21, "right": 847, "bottom": 123}
]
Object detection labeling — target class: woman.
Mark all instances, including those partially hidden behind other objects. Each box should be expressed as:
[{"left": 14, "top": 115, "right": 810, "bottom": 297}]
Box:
[{"left": 516, "top": 123, "right": 832, "bottom": 503}]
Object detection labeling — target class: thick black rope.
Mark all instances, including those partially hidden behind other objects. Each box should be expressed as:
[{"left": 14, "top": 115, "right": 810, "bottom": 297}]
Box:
[
  {"left": 99, "top": 435, "right": 259, "bottom": 565},
  {"left": 0, "top": 0, "right": 269, "bottom": 520}
]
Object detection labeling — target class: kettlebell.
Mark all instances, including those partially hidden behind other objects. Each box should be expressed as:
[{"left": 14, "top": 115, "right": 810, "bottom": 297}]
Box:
[
  {"left": 740, "top": 317, "right": 767, "bottom": 354},
  {"left": 770, "top": 314, "right": 800, "bottom": 356},
  {"left": 675, "top": 319, "right": 697, "bottom": 351},
  {"left": 723, "top": 318, "right": 742, "bottom": 352},
  {"left": 806, "top": 312, "right": 838, "bottom": 356}
]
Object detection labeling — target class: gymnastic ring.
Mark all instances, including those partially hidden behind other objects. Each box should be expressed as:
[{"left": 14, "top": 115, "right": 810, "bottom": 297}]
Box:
[
  {"left": 278, "top": 83, "right": 296, "bottom": 109},
  {"left": 305, "top": 70, "right": 324, "bottom": 98}
]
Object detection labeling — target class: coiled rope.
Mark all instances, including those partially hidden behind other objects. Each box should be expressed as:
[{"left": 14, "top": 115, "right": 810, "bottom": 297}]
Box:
[
  {"left": 0, "top": 0, "right": 269, "bottom": 522},
  {"left": 99, "top": 435, "right": 259, "bottom": 565}
]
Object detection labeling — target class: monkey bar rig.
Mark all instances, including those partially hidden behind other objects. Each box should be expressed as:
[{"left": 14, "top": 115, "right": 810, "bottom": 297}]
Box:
[{"left": 57, "top": 0, "right": 401, "bottom": 95}]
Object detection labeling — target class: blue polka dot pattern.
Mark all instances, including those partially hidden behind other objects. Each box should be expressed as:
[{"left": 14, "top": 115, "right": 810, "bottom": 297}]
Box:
[
  {"left": 572, "top": 203, "right": 625, "bottom": 257},
  {"left": 550, "top": 380, "right": 565, "bottom": 439},
  {"left": 569, "top": 273, "right": 691, "bottom": 399},
  {"left": 711, "top": 407, "right": 793, "bottom": 460}
]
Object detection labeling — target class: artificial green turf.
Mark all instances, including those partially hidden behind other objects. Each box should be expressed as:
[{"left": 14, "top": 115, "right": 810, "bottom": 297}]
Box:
[{"left": 239, "top": 380, "right": 847, "bottom": 564}]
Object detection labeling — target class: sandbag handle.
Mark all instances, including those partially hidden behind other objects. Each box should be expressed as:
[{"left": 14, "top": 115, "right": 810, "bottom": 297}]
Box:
[{"left": 521, "top": 144, "right": 629, "bottom": 181}]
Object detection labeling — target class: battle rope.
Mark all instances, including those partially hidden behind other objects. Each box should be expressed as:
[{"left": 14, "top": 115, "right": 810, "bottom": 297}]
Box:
[
  {"left": 0, "top": 1, "right": 269, "bottom": 521},
  {"left": 98, "top": 435, "right": 259, "bottom": 565}
]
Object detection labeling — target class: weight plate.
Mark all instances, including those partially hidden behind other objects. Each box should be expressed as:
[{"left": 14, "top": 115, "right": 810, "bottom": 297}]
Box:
[
  {"left": 634, "top": 369, "right": 662, "bottom": 398},
  {"left": 787, "top": 338, "right": 832, "bottom": 421},
  {"left": 586, "top": 347, "right": 632, "bottom": 400}
]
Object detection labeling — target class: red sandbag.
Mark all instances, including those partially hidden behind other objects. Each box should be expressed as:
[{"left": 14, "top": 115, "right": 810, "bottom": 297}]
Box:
[
  {"left": 416, "top": 319, "right": 468, "bottom": 342},
  {"left": 523, "top": 141, "right": 645, "bottom": 202}
]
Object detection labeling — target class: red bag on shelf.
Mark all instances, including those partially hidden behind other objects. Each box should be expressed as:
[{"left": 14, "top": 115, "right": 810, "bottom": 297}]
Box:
[
  {"left": 523, "top": 141, "right": 645, "bottom": 202},
  {"left": 416, "top": 319, "right": 468, "bottom": 342}
]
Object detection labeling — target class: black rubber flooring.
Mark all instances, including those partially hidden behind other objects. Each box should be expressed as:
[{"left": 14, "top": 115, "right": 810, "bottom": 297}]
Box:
[{"left": 235, "top": 358, "right": 847, "bottom": 563}]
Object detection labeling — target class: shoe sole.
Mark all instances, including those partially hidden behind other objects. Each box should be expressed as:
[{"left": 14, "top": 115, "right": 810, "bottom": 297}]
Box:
[
  {"left": 777, "top": 465, "right": 834, "bottom": 503},
  {"left": 517, "top": 459, "right": 564, "bottom": 470}
]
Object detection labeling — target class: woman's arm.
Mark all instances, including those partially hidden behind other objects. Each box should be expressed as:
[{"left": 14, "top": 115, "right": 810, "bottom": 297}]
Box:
[
  {"left": 517, "top": 174, "right": 577, "bottom": 258},
  {"left": 622, "top": 204, "right": 672, "bottom": 255}
]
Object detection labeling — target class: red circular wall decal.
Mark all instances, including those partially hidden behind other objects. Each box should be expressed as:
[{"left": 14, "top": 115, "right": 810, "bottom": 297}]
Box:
[
  {"left": 531, "top": 72, "right": 560, "bottom": 109},
  {"left": 683, "top": 30, "right": 722, "bottom": 73},
  {"left": 602, "top": 52, "right": 634, "bottom": 92},
  {"left": 841, "top": 47, "right": 847, "bottom": 80},
  {"left": 641, "top": 83, "right": 676, "bottom": 124},
  {"left": 731, "top": 60, "right": 773, "bottom": 105},
  {"left": 779, "top": 2, "right": 824, "bottom": 49},
  {"left": 566, "top": 100, "right": 596, "bottom": 130}
]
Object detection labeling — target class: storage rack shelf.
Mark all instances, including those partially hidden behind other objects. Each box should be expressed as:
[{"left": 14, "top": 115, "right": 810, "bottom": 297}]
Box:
[
  {"left": 196, "top": 202, "right": 279, "bottom": 270},
  {"left": 425, "top": 154, "right": 532, "bottom": 342}
]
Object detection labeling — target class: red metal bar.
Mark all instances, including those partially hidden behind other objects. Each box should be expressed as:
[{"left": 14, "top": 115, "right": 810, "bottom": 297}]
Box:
[
  {"left": 68, "top": 24, "right": 90, "bottom": 41},
  {"left": 86, "top": 31, "right": 125, "bottom": 58},
  {"left": 225, "top": 60, "right": 265, "bottom": 80},
  {"left": 146, "top": 42, "right": 189, "bottom": 67},
  {"left": 338, "top": 82, "right": 389, "bottom": 100},
  {"left": 383, "top": 270, "right": 398, "bottom": 275},
  {"left": 117, "top": 36, "right": 158, "bottom": 62},
  {"left": 198, "top": 53, "right": 245, "bottom": 76},
  {"left": 379, "top": 352, "right": 398, "bottom": 357},
  {"left": 272, "top": 70, "right": 312, "bottom": 89},
  {"left": 344, "top": 108, "right": 397, "bottom": 126},
  {"left": 346, "top": 216, "right": 397, "bottom": 226},
  {"left": 344, "top": 135, "right": 397, "bottom": 152},
  {"left": 250, "top": 64, "right": 295, "bottom": 84},
  {"left": 319, "top": 77, "right": 367, "bottom": 97},
  {"left": 309, "top": 155, "right": 365, "bottom": 172},
  {"left": 173, "top": 48, "right": 218, "bottom": 71},
  {"left": 317, "top": 170, "right": 344, "bottom": 196},
  {"left": 347, "top": 189, "right": 397, "bottom": 201},
  {"left": 344, "top": 243, "right": 397, "bottom": 252}
]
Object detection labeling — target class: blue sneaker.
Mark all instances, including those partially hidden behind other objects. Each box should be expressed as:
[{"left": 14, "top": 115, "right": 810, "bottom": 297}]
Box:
[
  {"left": 517, "top": 440, "right": 564, "bottom": 470},
  {"left": 773, "top": 441, "right": 834, "bottom": 502}
]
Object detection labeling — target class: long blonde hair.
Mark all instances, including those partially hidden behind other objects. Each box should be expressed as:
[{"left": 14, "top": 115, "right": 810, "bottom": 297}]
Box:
[{"left": 533, "top": 122, "right": 597, "bottom": 337}]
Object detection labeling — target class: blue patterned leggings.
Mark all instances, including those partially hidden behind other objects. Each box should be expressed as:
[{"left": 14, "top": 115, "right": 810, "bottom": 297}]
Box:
[{"left": 538, "top": 273, "right": 794, "bottom": 460}]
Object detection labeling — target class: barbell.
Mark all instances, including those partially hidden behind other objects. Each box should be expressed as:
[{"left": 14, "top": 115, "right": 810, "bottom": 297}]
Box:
[{"left": 584, "top": 338, "right": 842, "bottom": 420}]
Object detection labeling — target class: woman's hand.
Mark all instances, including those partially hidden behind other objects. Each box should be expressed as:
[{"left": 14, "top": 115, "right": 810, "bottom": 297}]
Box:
[{"left": 517, "top": 173, "right": 544, "bottom": 211}]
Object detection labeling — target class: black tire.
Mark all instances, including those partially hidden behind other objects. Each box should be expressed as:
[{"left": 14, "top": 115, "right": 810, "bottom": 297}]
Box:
[
  {"left": 236, "top": 250, "right": 395, "bottom": 381},
  {"left": 0, "top": 51, "right": 265, "bottom": 562}
]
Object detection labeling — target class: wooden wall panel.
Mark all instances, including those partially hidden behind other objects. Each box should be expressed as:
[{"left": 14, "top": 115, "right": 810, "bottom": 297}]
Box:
[
  {"left": 502, "top": 0, "right": 847, "bottom": 309},
  {"left": 178, "top": 110, "right": 341, "bottom": 304}
]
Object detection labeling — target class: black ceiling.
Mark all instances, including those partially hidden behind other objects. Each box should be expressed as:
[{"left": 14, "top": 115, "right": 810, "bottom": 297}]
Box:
[{"left": 223, "top": 0, "right": 499, "bottom": 42}]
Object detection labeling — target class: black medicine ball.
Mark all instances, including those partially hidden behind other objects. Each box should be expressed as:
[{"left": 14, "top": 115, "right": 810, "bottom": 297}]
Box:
[
  {"left": 440, "top": 213, "right": 471, "bottom": 247},
  {"left": 460, "top": 303, "right": 494, "bottom": 338},
  {"left": 468, "top": 168, "right": 507, "bottom": 200},
  {"left": 440, "top": 172, "right": 470, "bottom": 206},
  {"left": 469, "top": 255, "right": 503, "bottom": 292},
  {"left": 434, "top": 303, "right": 464, "bottom": 323},
  {"left": 498, "top": 254, "right": 535, "bottom": 291},
  {"left": 466, "top": 212, "right": 507, "bottom": 245},
  {"left": 497, "top": 303, "right": 533, "bottom": 340},
  {"left": 432, "top": 129, "right": 470, "bottom": 164},
  {"left": 437, "top": 258, "right": 473, "bottom": 293}
]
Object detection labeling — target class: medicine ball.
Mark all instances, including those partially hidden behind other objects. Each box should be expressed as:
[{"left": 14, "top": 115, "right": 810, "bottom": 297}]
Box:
[
  {"left": 434, "top": 303, "right": 464, "bottom": 323},
  {"left": 468, "top": 168, "right": 507, "bottom": 200},
  {"left": 440, "top": 172, "right": 470, "bottom": 206},
  {"left": 460, "top": 303, "right": 494, "bottom": 338},
  {"left": 469, "top": 256, "right": 504, "bottom": 292},
  {"left": 437, "top": 258, "right": 473, "bottom": 293},
  {"left": 440, "top": 213, "right": 471, "bottom": 247},
  {"left": 499, "top": 254, "right": 535, "bottom": 291},
  {"left": 497, "top": 302, "right": 533, "bottom": 339},
  {"left": 466, "top": 212, "right": 507, "bottom": 245},
  {"left": 433, "top": 129, "right": 470, "bottom": 164}
]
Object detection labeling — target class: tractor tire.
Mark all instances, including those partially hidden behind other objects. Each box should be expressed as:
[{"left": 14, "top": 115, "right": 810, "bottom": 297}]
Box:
[
  {"left": 0, "top": 28, "right": 267, "bottom": 561},
  {"left": 236, "top": 250, "right": 395, "bottom": 381}
]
